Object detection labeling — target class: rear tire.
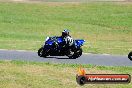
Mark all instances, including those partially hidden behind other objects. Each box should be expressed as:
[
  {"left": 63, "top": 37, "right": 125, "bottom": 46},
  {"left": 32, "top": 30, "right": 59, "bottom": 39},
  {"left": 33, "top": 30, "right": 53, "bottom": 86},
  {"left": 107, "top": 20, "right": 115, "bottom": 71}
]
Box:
[
  {"left": 128, "top": 51, "right": 132, "bottom": 61},
  {"left": 38, "top": 47, "right": 47, "bottom": 57}
]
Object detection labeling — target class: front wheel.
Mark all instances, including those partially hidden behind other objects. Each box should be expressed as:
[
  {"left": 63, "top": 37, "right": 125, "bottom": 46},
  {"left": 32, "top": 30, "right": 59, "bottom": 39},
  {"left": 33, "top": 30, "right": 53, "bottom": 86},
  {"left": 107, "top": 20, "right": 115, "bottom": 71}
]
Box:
[
  {"left": 128, "top": 51, "right": 132, "bottom": 61},
  {"left": 67, "top": 48, "right": 82, "bottom": 59}
]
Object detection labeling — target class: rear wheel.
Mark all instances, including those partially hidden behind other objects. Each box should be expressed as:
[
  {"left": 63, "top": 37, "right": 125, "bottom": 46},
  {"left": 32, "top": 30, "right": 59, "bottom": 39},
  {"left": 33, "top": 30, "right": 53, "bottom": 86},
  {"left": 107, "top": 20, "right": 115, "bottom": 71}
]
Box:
[
  {"left": 38, "top": 47, "right": 47, "bottom": 57},
  {"left": 128, "top": 51, "right": 132, "bottom": 61}
]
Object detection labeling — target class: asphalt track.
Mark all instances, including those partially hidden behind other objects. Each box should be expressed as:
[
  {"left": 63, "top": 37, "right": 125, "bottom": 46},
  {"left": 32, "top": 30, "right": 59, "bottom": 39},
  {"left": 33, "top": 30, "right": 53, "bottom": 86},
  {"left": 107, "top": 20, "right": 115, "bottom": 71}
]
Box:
[{"left": 0, "top": 50, "right": 131, "bottom": 66}]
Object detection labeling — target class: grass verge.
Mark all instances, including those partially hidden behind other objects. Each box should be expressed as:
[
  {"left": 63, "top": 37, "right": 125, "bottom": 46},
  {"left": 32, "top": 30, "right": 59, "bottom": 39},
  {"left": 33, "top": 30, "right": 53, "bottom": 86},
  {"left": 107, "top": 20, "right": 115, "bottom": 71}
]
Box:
[
  {"left": 0, "top": 2, "right": 132, "bottom": 55},
  {"left": 0, "top": 60, "right": 132, "bottom": 88}
]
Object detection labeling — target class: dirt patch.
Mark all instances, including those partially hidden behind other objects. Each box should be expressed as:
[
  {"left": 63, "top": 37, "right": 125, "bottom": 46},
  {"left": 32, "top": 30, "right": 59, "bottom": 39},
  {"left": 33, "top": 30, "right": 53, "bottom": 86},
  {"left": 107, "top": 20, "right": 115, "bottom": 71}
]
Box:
[
  {"left": 6, "top": 0, "right": 81, "bottom": 6},
  {"left": 7, "top": 0, "right": 132, "bottom": 3},
  {"left": 12, "top": 0, "right": 26, "bottom": 1},
  {"left": 3, "top": 0, "right": 131, "bottom": 5},
  {"left": 45, "top": 2, "right": 81, "bottom": 6}
]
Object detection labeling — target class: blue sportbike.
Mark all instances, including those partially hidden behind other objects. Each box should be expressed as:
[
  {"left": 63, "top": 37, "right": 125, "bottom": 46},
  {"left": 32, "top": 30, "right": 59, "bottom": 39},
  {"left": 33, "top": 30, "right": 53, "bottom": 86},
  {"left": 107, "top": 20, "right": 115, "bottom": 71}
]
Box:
[{"left": 38, "top": 36, "right": 85, "bottom": 59}]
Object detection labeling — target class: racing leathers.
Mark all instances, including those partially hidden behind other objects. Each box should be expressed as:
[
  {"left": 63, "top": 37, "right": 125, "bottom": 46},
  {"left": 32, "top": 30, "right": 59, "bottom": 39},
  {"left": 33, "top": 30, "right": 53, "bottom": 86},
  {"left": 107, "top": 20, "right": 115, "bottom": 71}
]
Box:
[{"left": 63, "top": 36, "right": 74, "bottom": 47}]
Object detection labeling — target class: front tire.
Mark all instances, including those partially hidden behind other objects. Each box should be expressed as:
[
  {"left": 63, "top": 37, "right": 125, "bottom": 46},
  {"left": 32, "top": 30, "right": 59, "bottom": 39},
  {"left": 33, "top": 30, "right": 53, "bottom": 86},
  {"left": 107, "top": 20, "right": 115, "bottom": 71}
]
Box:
[
  {"left": 128, "top": 51, "right": 132, "bottom": 61},
  {"left": 68, "top": 48, "right": 82, "bottom": 59}
]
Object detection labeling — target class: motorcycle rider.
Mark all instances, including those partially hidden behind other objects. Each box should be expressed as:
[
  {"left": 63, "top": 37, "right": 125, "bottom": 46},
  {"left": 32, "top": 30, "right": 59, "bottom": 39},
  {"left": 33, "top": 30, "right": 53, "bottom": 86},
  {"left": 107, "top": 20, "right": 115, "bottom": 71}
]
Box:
[{"left": 61, "top": 29, "right": 74, "bottom": 49}]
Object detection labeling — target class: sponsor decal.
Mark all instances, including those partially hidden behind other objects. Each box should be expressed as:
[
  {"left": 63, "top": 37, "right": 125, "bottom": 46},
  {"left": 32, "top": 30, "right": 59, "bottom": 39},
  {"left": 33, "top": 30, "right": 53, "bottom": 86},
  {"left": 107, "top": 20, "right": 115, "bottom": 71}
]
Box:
[{"left": 76, "top": 66, "right": 131, "bottom": 85}]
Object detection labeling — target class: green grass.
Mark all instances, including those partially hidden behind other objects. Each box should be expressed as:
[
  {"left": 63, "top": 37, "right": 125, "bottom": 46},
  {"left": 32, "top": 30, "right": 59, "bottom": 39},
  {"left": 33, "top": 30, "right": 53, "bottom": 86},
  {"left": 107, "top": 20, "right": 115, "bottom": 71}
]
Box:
[
  {"left": 0, "top": 60, "right": 131, "bottom": 88},
  {"left": 0, "top": 2, "right": 132, "bottom": 54}
]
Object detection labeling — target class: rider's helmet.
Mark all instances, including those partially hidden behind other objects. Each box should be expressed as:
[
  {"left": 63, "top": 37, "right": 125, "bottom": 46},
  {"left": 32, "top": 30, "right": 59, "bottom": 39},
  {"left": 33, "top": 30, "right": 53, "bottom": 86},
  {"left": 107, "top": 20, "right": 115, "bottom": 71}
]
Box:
[{"left": 62, "top": 29, "right": 69, "bottom": 37}]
